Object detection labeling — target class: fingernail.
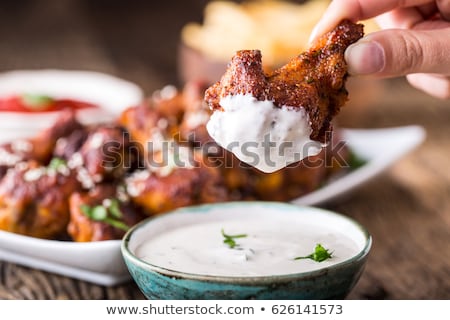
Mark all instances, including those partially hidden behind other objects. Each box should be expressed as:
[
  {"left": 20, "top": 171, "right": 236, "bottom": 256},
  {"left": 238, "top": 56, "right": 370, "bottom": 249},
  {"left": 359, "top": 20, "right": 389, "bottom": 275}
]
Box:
[{"left": 345, "top": 41, "right": 385, "bottom": 75}]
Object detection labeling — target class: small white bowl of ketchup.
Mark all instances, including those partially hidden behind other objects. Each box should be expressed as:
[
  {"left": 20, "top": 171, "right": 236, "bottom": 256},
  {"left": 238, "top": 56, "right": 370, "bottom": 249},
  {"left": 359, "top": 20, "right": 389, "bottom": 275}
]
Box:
[{"left": 0, "top": 69, "right": 144, "bottom": 140}]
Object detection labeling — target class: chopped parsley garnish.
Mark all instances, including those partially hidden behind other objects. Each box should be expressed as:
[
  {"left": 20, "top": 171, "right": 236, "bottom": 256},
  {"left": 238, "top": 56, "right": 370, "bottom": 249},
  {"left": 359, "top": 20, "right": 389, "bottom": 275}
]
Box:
[
  {"left": 221, "top": 229, "right": 247, "bottom": 249},
  {"left": 80, "top": 198, "right": 129, "bottom": 231},
  {"left": 48, "top": 157, "right": 67, "bottom": 170},
  {"left": 21, "top": 94, "right": 54, "bottom": 110},
  {"left": 294, "top": 243, "right": 333, "bottom": 262}
]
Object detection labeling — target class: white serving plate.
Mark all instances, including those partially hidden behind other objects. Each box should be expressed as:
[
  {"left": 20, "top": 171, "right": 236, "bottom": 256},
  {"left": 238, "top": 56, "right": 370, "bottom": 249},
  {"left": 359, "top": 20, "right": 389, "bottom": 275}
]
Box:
[
  {"left": 0, "top": 125, "right": 425, "bottom": 285},
  {"left": 293, "top": 125, "right": 426, "bottom": 205},
  {"left": 0, "top": 69, "right": 144, "bottom": 139}
]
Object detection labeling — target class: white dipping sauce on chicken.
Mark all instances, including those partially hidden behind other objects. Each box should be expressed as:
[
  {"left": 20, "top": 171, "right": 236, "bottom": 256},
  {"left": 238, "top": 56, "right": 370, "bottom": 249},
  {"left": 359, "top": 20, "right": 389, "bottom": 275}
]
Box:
[{"left": 206, "top": 94, "right": 323, "bottom": 173}]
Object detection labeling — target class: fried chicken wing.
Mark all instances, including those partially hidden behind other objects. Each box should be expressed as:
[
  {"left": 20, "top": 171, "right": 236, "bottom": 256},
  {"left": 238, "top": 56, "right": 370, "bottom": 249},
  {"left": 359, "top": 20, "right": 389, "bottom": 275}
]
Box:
[
  {"left": 0, "top": 110, "right": 82, "bottom": 179},
  {"left": 120, "top": 82, "right": 212, "bottom": 153},
  {"left": 0, "top": 145, "right": 23, "bottom": 181},
  {"left": 0, "top": 160, "right": 81, "bottom": 239},
  {"left": 125, "top": 148, "right": 228, "bottom": 215},
  {"left": 25, "top": 109, "right": 83, "bottom": 163},
  {"left": 178, "top": 81, "right": 213, "bottom": 146},
  {"left": 53, "top": 127, "right": 89, "bottom": 161},
  {"left": 78, "top": 125, "right": 134, "bottom": 182},
  {"left": 119, "top": 103, "right": 178, "bottom": 161},
  {"left": 205, "top": 20, "right": 364, "bottom": 144},
  {"left": 208, "top": 146, "right": 328, "bottom": 202}
]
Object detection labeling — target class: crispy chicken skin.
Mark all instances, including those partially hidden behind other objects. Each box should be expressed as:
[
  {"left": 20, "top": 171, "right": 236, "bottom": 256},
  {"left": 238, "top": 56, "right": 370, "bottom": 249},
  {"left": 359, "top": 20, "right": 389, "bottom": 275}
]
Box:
[
  {"left": 205, "top": 145, "right": 328, "bottom": 202},
  {"left": 24, "top": 109, "right": 83, "bottom": 163},
  {"left": 53, "top": 128, "right": 89, "bottom": 161},
  {"left": 126, "top": 150, "right": 228, "bottom": 215},
  {"left": 0, "top": 161, "right": 80, "bottom": 239},
  {"left": 204, "top": 20, "right": 364, "bottom": 143},
  {"left": 0, "top": 109, "right": 82, "bottom": 178},
  {"left": 120, "top": 82, "right": 212, "bottom": 151},
  {"left": 178, "top": 81, "right": 213, "bottom": 145},
  {"left": 119, "top": 102, "right": 178, "bottom": 159},
  {"left": 79, "top": 125, "right": 134, "bottom": 182},
  {"left": 0, "top": 145, "right": 19, "bottom": 181}
]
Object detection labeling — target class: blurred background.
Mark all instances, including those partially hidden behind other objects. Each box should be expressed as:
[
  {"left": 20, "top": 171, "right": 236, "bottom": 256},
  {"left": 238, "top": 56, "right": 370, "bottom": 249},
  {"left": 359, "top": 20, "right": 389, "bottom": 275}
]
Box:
[
  {"left": 0, "top": 0, "right": 216, "bottom": 92},
  {"left": 2, "top": 0, "right": 341, "bottom": 92},
  {"left": 2, "top": 0, "right": 447, "bottom": 115}
]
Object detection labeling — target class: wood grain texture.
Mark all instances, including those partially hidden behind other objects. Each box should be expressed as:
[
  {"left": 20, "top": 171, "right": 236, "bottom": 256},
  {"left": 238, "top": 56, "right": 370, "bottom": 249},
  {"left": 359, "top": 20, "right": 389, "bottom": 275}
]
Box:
[{"left": 0, "top": 0, "right": 449, "bottom": 300}]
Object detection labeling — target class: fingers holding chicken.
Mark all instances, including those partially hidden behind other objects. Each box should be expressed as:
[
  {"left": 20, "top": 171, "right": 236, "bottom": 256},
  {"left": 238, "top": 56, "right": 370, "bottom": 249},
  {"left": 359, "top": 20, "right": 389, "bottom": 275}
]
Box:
[{"left": 204, "top": 20, "right": 364, "bottom": 172}]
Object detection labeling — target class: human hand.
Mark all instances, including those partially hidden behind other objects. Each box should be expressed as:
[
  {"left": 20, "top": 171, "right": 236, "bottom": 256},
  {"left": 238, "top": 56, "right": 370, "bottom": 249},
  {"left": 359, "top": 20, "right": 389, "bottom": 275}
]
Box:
[{"left": 310, "top": 0, "right": 450, "bottom": 99}]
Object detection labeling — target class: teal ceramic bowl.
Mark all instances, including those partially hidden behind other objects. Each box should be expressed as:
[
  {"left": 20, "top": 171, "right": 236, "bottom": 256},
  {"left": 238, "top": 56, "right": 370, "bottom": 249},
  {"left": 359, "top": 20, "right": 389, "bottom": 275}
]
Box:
[{"left": 121, "top": 202, "right": 371, "bottom": 300}]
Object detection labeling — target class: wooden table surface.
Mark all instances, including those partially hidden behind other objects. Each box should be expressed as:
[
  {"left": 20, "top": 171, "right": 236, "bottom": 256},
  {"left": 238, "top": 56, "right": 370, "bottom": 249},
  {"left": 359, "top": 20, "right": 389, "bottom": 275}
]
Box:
[{"left": 0, "top": 0, "right": 449, "bottom": 300}]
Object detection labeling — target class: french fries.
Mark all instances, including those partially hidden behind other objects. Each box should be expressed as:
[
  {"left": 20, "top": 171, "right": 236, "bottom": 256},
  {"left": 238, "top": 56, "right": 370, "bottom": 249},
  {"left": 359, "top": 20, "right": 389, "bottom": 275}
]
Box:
[{"left": 181, "top": 0, "right": 378, "bottom": 68}]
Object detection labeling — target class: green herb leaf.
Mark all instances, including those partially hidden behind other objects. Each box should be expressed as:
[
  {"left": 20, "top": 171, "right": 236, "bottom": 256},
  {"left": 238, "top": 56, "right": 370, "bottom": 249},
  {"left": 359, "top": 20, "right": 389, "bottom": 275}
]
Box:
[
  {"left": 108, "top": 199, "right": 123, "bottom": 219},
  {"left": 104, "top": 217, "right": 129, "bottom": 231},
  {"left": 79, "top": 199, "right": 129, "bottom": 232},
  {"left": 48, "top": 157, "right": 67, "bottom": 170},
  {"left": 221, "top": 229, "right": 247, "bottom": 249},
  {"left": 80, "top": 204, "right": 93, "bottom": 218},
  {"left": 91, "top": 206, "right": 108, "bottom": 221},
  {"left": 223, "top": 238, "right": 237, "bottom": 249},
  {"left": 294, "top": 244, "right": 333, "bottom": 262},
  {"left": 21, "top": 94, "right": 54, "bottom": 110}
]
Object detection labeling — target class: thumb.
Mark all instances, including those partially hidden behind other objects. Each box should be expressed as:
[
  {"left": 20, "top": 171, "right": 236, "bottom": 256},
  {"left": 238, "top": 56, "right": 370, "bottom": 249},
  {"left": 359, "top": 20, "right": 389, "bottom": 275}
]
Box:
[{"left": 344, "top": 28, "right": 450, "bottom": 77}]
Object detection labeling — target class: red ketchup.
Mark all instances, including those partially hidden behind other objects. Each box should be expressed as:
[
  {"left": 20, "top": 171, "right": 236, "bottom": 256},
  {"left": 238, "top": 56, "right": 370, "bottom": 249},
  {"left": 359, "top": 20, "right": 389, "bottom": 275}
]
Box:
[{"left": 0, "top": 94, "right": 97, "bottom": 113}]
